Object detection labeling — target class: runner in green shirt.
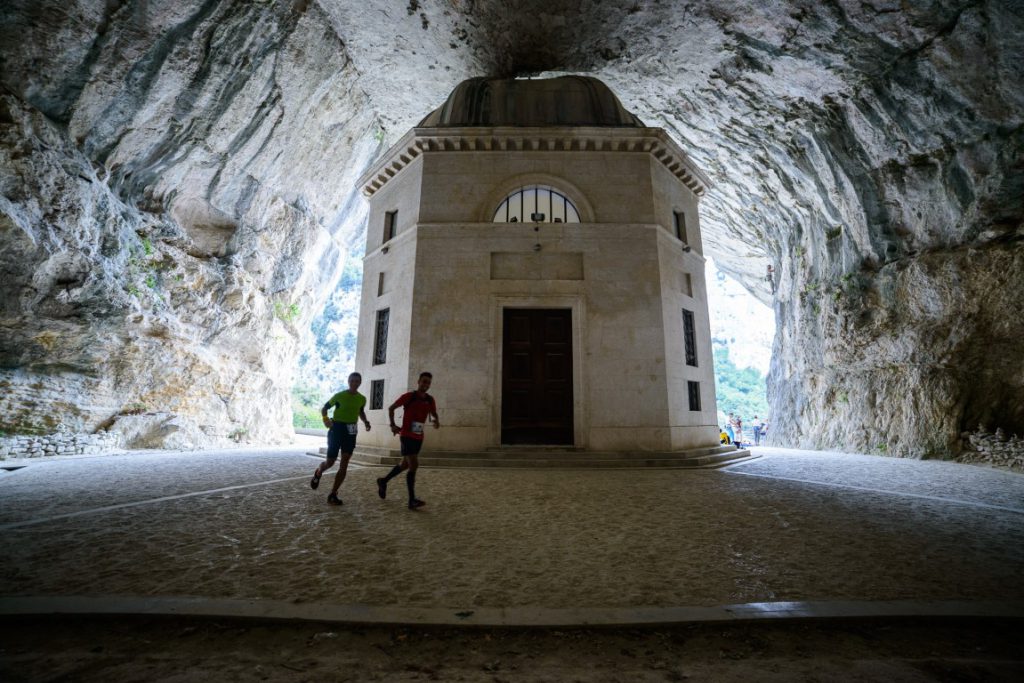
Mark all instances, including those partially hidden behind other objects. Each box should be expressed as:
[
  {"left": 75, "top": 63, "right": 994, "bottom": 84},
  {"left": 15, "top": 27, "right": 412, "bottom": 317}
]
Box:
[{"left": 310, "top": 372, "right": 371, "bottom": 505}]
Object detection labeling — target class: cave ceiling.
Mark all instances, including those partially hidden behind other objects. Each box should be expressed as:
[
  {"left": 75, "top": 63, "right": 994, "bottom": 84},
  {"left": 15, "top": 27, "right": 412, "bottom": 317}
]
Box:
[{"left": 318, "top": 0, "right": 1023, "bottom": 298}]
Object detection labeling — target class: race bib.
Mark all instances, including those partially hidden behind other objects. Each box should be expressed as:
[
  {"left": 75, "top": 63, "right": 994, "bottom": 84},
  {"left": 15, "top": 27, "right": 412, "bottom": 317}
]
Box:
[
  {"left": 346, "top": 423, "right": 358, "bottom": 435},
  {"left": 411, "top": 421, "right": 424, "bottom": 434}
]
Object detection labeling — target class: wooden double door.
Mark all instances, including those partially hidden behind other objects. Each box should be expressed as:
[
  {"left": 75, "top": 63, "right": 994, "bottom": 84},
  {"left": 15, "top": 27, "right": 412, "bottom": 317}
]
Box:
[{"left": 501, "top": 308, "right": 574, "bottom": 445}]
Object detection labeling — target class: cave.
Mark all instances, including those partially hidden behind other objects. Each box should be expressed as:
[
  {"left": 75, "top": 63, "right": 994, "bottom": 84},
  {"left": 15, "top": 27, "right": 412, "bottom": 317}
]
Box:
[
  {"left": 2, "top": 3, "right": 1024, "bottom": 676},
  {"left": 1, "top": 0, "right": 1022, "bottom": 460}
]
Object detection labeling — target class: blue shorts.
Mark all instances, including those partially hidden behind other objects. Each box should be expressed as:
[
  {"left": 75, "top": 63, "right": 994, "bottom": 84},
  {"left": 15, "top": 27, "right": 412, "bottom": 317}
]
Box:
[{"left": 326, "top": 423, "right": 357, "bottom": 461}]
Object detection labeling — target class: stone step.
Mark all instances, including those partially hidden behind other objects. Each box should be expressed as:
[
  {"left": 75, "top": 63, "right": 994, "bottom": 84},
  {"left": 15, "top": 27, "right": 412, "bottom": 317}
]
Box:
[
  {"left": 305, "top": 444, "right": 757, "bottom": 470},
  {"left": 316, "top": 443, "right": 740, "bottom": 459}
]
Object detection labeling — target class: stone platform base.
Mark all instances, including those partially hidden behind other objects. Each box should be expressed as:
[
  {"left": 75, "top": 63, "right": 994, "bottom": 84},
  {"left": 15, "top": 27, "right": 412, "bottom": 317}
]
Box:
[{"left": 307, "top": 443, "right": 757, "bottom": 469}]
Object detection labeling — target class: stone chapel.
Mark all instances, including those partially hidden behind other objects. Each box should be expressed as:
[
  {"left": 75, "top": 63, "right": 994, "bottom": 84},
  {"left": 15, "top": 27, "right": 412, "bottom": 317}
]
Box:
[{"left": 353, "top": 76, "right": 722, "bottom": 457}]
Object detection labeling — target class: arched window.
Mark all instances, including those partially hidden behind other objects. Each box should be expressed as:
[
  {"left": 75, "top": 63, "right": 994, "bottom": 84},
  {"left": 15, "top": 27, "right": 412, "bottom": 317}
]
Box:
[{"left": 492, "top": 185, "right": 581, "bottom": 224}]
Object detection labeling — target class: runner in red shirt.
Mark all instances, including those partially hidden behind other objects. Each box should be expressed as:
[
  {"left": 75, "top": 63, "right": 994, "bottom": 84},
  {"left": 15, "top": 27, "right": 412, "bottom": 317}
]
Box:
[{"left": 377, "top": 372, "right": 440, "bottom": 509}]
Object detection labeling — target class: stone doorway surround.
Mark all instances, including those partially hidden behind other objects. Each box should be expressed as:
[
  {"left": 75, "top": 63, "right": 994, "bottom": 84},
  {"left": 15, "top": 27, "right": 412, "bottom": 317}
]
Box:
[
  {"left": 501, "top": 307, "right": 574, "bottom": 446},
  {"left": 492, "top": 295, "right": 586, "bottom": 450}
]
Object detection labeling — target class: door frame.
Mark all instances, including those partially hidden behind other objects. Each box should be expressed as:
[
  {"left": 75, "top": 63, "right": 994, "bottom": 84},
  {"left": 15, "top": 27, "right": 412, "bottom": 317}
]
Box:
[{"left": 491, "top": 295, "right": 586, "bottom": 448}]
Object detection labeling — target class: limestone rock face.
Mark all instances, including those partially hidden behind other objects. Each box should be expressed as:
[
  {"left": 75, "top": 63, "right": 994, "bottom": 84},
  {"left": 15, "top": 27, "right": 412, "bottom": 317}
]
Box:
[
  {"left": 1, "top": 1, "right": 1022, "bottom": 455},
  {"left": 1, "top": 1, "right": 378, "bottom": 445}
]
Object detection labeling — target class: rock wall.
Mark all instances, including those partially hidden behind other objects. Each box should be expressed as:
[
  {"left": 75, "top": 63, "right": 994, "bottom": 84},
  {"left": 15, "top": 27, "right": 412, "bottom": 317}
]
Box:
[
  {"left": 576, "top": 0, "right": 1024, "bottom": 458},
  {"left": 1, "top": 0, "right": 1022, "bottom": 457},
  {"left": 758, "top": 3, "right": 1024, "bottom": 457},
  {"left": 1, "top": 1, "right": 378, "bottom": 446},
  {"left": 0, "top": 426, "right": 123, "bottom": 459}
]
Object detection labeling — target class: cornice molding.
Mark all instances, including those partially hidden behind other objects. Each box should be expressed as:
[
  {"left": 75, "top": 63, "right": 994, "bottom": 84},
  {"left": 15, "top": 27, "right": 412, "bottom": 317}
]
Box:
[{"left": 357, "top": 127, "right": 712, "bottom": 199}]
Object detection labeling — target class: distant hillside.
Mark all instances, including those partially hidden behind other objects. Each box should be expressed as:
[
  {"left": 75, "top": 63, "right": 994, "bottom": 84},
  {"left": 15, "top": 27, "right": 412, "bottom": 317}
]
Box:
[{"left": 706, "top": 258, "right": 774, "bottom": 430}]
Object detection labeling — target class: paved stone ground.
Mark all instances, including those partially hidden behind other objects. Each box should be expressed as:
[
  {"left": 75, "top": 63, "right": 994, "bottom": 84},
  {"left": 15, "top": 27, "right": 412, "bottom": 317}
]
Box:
[
  {"left": 2, "top": 443, "right": 1023, "bottom": 681},
  {"left": 1, "top": 444, "right": 1022, "bottom": 613}
]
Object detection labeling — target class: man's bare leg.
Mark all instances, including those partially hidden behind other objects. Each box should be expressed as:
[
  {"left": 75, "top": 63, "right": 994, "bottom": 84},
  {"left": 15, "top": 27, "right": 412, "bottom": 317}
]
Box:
[
  {"left": 311, "top": 458, "right": 336, "bottom": 489},
  {"left": 330, "top": 453, "right": 353, "bottom": 495}
]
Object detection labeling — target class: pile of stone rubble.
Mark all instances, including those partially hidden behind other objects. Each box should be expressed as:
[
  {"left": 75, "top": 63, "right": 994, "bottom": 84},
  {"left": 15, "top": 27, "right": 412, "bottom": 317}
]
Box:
[{"left": 958, "top": 427, "right": 1024, "bottom": 472}]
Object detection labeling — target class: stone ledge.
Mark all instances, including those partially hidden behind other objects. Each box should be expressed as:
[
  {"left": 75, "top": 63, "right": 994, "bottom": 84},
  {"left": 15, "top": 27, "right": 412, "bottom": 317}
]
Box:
[
  {"left": 359, "top": 126, "right": 711, "bottom": 198},
  {"left": 2, "top": 596, "right": 1021, "bottom": 628},
  {"left": 307, "top": 444, "right": 757, "bottom": 469}
]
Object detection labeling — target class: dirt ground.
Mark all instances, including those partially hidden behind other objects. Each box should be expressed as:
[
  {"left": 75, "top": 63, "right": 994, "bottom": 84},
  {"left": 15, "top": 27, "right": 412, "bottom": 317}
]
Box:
[{"left": 2, "top": 615, "right": 1022, "bottom": 682}]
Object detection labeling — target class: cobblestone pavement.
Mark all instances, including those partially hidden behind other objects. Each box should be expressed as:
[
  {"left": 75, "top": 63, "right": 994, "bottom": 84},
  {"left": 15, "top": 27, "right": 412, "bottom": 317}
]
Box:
[{"left": 1, "top": 445, "right": 1022, "bottom": 612}]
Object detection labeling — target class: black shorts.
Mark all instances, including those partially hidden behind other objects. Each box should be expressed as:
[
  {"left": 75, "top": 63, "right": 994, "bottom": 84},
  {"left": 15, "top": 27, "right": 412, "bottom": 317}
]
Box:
[
  {"left": 326, "top": 423, "right": 357, "bottom": 461},
  {"left": 399, "top": 436, "right": 423, "bottom": 457}
]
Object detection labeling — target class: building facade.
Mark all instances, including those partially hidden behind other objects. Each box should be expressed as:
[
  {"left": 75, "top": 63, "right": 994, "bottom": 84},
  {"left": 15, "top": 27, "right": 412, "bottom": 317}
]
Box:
[{"left": 354, "top": 76, "right": 719, "bottom": 454}]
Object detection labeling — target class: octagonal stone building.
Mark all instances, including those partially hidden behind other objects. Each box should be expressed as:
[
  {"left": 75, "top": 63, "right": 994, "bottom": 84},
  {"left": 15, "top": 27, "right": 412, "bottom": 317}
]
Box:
[{"left": 354, "top": 76, "right": 724, "bottom": 458}]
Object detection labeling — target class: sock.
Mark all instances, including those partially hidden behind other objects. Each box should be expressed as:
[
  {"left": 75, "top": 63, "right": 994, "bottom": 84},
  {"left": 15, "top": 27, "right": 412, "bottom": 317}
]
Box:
[
  {"left": 406, "top": 469, "right": 417, "bottom": 502},
  {"left": 383, "top": 464, "right": 402, "bottom": 483}
]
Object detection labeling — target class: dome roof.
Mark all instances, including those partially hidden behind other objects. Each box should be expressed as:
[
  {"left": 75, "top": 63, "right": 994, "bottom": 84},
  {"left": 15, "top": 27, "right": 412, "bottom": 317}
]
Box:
[{"left": 418, "top": 76, "right": 644, "bottom": 128}]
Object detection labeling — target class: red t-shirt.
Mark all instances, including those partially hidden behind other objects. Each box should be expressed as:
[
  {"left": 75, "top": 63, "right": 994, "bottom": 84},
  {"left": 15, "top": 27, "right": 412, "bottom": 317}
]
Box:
[{"left": 395, "top": 391, "right": 435, "bottom": 440}]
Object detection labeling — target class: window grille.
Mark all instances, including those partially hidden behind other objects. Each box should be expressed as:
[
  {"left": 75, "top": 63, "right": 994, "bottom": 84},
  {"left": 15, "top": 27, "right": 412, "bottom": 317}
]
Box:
[
  {"left": 493, "top": 185, "right": 580, "bottom": 223},
  {"left": 687, "top": 381, "right": 701, "bottom": 411},
  {"left": 682, "top": 309, "right": 698, "bottom": 367},
  {"left": 370, "top": 380, "right": 384, "bottom": 410},
  {"left": 373, "top": 308, "right": 389, "bottom": 365}
]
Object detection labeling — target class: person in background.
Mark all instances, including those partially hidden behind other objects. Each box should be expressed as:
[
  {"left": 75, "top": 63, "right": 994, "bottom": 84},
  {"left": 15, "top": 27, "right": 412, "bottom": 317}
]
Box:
[
  {"left": 753, "top": 415, "right": 762, "bottom": 446},
  {"left": 730, "top": 412, "right": 744, "bottom": 447}
]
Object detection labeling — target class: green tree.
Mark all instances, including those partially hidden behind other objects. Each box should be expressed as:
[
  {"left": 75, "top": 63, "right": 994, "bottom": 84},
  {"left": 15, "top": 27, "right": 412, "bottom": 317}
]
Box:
[
  {"left": 713, "top": 344, "right": 769, "bottom": 427},
  {"left": 291, "top": 382, "right": 325, "bottom": 429}
]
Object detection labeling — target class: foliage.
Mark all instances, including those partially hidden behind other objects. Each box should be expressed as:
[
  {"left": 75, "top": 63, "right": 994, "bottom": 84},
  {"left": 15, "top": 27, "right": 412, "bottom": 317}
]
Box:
[
  {"left": 713, "top": 344, "right": 769, "bottom": 427},
  {"left": 292, "top": 382, "right": 324, "bottom": 429},
  {"left": 342, "top": 331, "right": 357, "bottom": 357},
  {"left": 309, "top": 257, "right": 362, "bottom": 367},
  {"left": 275, "top": 301, "right": 301, "bottom": 323},
  {"left": 338, "top": 257, "right": 363, "bottom": 291}
]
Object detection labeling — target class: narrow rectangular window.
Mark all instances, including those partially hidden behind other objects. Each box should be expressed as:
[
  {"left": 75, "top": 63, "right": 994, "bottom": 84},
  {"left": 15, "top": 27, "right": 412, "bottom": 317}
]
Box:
[
  {"left": 674, "top": 210, "right": 689, "bottom": 244},
  {"left": 383, "top": 210, "right": 397, "bottom": 244},
  {"left": 373, "top": 308, "right": 389, "bottom": 365},
  {"left": 370, "top": 380, "right": 384, "bottom": 410},
  {"left": 682, "top": 309, "right": 698, "bottom": 367},
  {"left": 377, "top": 271, "right": 385, "bottom": 296},
  {"left": 687, "top": 381, "right": 701, "bottom": 411},
  {"left": 682, "top": 272, "right": 693, "bottom": 297}
]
